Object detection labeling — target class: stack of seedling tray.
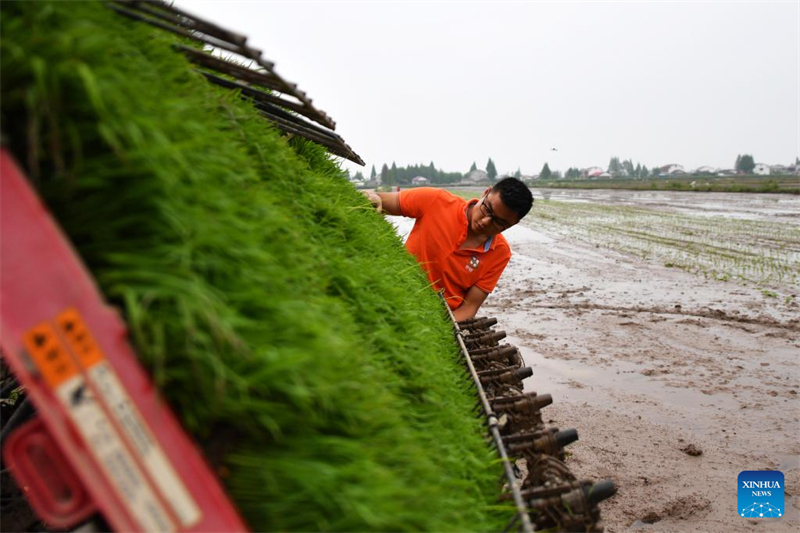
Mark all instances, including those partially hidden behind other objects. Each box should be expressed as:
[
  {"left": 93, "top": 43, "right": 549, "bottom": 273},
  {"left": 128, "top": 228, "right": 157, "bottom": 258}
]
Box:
[
  {"left": 1, "top": 1, "right": 617, "bottom": 531},
  {"left": 1, "top": 1, "right": 514, "bottom": 530}
]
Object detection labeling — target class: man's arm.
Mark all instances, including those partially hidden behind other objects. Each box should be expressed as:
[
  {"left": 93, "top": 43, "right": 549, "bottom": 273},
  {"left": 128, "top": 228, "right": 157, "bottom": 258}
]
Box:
[
  {"left": 362, "top": 191, "right": 402, "bottom": 216},
  {"left": 376, "top": 192, "right": 401, "bottom": 215},
  {"left": 452, "top": 286, "right": 489, "bottom": 322}
]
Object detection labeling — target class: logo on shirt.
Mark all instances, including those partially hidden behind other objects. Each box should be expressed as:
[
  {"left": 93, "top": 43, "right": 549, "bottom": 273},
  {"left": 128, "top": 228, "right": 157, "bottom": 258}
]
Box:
[{"left": 466, "top": 255, "right": 480, "bottom": 273}]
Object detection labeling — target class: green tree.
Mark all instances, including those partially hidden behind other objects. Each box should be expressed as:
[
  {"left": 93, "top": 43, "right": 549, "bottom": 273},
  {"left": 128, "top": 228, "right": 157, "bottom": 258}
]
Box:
[
  {"left": 735, "top": 155, "right": 742, "bottom": 172},
  {"left": 514, "top": 167, "right": 522, "bottom": 179},
  {"left": 380, "top": 163, "right": 390, "bottom": 184},
  {"left": 623, "top": 159, "right": 635, "bottom": 177},
  {"left": 353, "top": 171, "right": 364, "bottom": 181},
  {"left": 469, "top": 161, "right": 477, "bottom": 172},
  {"left": 486, "top": 158, "right": 498, "bottom": 181},
  {"left": 641, "top": 165, "right": 649, "bottom": 178},
  {"left": 370, "top": 165, "right": 377, "bottom": 180},
  {"left": 608, "top": 156, "right": 623, "bottom": 177},
  {"left": 540, "top": 162, "right": 552, "bottom": 180},
  {"left": 736, "top": 154, "right": 755, "bottom": 173}
]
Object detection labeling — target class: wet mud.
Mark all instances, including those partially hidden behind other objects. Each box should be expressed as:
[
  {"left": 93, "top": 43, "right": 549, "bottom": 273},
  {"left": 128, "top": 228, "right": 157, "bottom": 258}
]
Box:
[{"left": 484, "top": 219, "right": 800, "bottom": 533}]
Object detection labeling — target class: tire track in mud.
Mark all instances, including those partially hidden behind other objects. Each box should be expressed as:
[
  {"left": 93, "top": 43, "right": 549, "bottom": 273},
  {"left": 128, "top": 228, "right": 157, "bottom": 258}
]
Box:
[{"left": 507, "top": 301, "right": 800, "bottom": 331}]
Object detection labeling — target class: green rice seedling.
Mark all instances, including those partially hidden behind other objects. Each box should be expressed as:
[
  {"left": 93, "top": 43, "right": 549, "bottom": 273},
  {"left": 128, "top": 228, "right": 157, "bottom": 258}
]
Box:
[
  {"left": 1, "top": 3, "right": 506, "bottom": 531},
  {"left": 516, "top": 198, "right": 798, "bottom": 291}
]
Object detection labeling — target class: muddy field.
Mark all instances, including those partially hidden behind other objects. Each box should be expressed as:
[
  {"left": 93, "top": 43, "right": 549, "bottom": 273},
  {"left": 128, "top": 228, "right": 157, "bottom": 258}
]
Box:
[{"left": 394, "top": 188, "right": 800, "bottom": 532}]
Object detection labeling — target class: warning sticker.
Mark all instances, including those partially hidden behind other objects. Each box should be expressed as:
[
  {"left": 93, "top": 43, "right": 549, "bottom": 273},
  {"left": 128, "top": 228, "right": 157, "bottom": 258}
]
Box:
[
  {"left": 23, "top": 308, "right": 203, "bottom": 531},
  {"left": 54, "top": 308, "right": 202, "bottom": 528},
  {"left": 56, "top": 309, "right": 104, "bottom": 370},
  {"left": 23, "top": 323, "right": 78, "bottom": 388},
  {"left": 89, "top": 362, "right": 201, "bottom": 527},
  {"left": 54, "top": 374, "right": 175, "bottom": 532}
]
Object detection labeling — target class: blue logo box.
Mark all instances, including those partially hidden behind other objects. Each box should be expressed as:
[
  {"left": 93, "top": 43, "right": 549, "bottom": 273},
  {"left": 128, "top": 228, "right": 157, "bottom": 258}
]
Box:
[{"left": 738, "top": 470, "right": 784, "bottom": 518}]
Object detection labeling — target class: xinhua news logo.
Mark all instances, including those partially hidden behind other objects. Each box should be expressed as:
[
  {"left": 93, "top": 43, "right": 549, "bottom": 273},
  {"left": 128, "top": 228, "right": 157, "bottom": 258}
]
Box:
[{"left": 738, "top": 470, "right": 784, "bottom": 519}]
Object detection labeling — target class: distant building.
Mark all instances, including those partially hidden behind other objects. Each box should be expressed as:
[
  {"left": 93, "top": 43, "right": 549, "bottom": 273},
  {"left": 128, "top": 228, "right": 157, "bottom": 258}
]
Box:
[
  {"left": 753, "top": 163, "right": 770, "bottom": 176},
  {"left": 693, "top": 166, "right": 717, "bottom": 175},
  {"left": 461, "top": 169, "right": 489, "bottom": 184},
  {"left": 582, "top": 166, "right": 604, "bottom": 179},
  {"left": 411, "top": 176, "right": 429, "bottom": 186},
  {"left": 770, "top": 164, "right": 788, "bottom": 175},
  {"left": 659, "top": 164, "right": 685, "bottom": 177}
]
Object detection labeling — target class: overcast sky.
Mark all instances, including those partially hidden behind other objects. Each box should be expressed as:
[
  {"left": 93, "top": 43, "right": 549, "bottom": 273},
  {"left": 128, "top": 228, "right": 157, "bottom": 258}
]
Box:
[{"left": 177, "top": 1, "right": 799, "bottom": 176}]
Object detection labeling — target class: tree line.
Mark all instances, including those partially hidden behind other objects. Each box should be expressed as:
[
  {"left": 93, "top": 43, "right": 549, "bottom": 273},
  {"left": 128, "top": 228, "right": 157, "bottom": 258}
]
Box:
[
  {"left": 347, "top": 158, "right": 505, "bottom": 185},
  {"left": 347, "top": 153, "right": 770, "bottom": 183}
]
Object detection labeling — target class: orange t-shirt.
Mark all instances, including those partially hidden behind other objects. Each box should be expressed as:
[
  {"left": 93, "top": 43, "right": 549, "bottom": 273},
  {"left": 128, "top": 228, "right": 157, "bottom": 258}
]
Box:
[{"left": 399, "top": 188, "right": 511, "bottom": 310}]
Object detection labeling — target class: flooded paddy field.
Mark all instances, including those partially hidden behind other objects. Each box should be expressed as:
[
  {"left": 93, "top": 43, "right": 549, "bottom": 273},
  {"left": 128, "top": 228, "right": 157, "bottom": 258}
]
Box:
[
  {"left": 404, "top": 188, "right": 799, "bottom": 532},
  {"left": 485, "top": 189, "right": 799, "bottom": 532}
]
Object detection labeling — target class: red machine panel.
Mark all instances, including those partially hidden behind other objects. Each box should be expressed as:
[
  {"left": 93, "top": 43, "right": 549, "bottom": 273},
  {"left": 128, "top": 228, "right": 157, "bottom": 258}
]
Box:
[{"left": 0, "top": 150, "right": 249, "bottom": 532}]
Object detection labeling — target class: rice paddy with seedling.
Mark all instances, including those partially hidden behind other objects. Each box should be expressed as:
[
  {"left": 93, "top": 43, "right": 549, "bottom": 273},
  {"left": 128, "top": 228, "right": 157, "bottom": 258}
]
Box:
[
  {"left": 1, "top": 3, "right": 509, "bottom": 531},
  {"left": 451, "top": 189, "right": 798, "bottom": 290},
  {"left": 530, "top": 200, "right": 800, "bottom": 288}
]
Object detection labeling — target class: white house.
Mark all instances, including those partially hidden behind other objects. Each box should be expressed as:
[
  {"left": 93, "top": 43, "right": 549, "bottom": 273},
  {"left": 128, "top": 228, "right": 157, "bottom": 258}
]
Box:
[
  {"left": 693, "top": 166, "right": 717, "bottom": 175},
  {"left": 770, "top": 164, "right": 787, "bottom": 174},
  {"left": 659, "top": 164, "right": 685, "bottom": 176},
  {"left": 411, "top": 176, "right": 429, "bottom": 186},
  {"left": 461, "top": 169, "right": 489, "bottom": 184},
  {"left": 583, "top": 166, "right": 604, "bottom": 178},
  {"left": 753, "top": 164, "right": 770, "bottom": 176}
]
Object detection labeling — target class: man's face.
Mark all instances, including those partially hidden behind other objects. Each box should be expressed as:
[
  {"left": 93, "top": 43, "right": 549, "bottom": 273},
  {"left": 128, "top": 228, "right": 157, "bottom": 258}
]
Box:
[{"left": 470, "top": 190, "right": 520, "bottom": 237}]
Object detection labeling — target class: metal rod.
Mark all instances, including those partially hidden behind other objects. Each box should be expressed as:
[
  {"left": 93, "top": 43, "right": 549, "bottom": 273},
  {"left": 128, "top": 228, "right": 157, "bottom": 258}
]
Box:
[
  {"left": 121, "top": 0, "right": 249, "bottom": 47},
  {"left": 179, "top": 46, "right": 335, "bottom": 129},
  {"left": 439, "top": 294, "right": 534, "bottom": 533},
  {"left": 108, "top": 0, "right": 363, "bottom": 165},
  {"left": 109, "top": 3, "right": 247, "bottom": 58},
  {"left": 199, "top": 71, "right": 338, "bottom": 137},
  {"left": 255, "top": 107, "right": 364, "bottom": 164}
]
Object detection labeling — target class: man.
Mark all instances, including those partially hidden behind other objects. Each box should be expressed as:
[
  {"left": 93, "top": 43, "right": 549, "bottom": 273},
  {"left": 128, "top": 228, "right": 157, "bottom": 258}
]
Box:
[{"left": 366, "top": 178, "right": 533, "bottom": 321}]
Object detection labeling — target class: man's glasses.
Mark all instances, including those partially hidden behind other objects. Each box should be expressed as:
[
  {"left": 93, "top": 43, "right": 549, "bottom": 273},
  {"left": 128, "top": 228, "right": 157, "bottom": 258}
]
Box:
[{"left": 478, "top": 195, "right": 509, "bottom": 231}]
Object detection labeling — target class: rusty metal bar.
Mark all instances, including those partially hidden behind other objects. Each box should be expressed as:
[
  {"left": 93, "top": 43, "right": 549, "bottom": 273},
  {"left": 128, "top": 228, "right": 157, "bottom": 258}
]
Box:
[
  {"left": 198, "top": 71, "right": 338, "bottom": 137},
  {"left": 114, "top": 1, "right": 317, "bottom": 123},
  {"left": 179, "top": 46, "right": 336, "bottom": 129},
  {"left": 253, "top": 105, "right": 364, "bottom": 164},
  {"left": 108, "top": 0, "right": 363, "bottom": 165},
  {"left": 122, "top": 0, "right": 249, "bottom": 47},
  {"left": 109, "top": 3, "right": 246, "bottom": 57}
]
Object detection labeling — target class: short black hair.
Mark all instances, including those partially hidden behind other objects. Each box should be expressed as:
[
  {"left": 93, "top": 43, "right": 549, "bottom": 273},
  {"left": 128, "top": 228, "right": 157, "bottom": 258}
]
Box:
[{"left": 492, "top": 177, "right": 533, "bottom": 220}]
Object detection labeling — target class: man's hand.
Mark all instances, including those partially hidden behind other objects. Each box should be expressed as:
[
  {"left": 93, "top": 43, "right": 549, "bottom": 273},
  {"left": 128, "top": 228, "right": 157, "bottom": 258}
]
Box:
[
  {"left": 361, "top": 190, "right": 383, "bottom": 213},
  {"left": 362, "top": 191, "right": 401, "bottom": 216},
  {"left": 452, "top": 286, "right": 490, "bottom": 322}
]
